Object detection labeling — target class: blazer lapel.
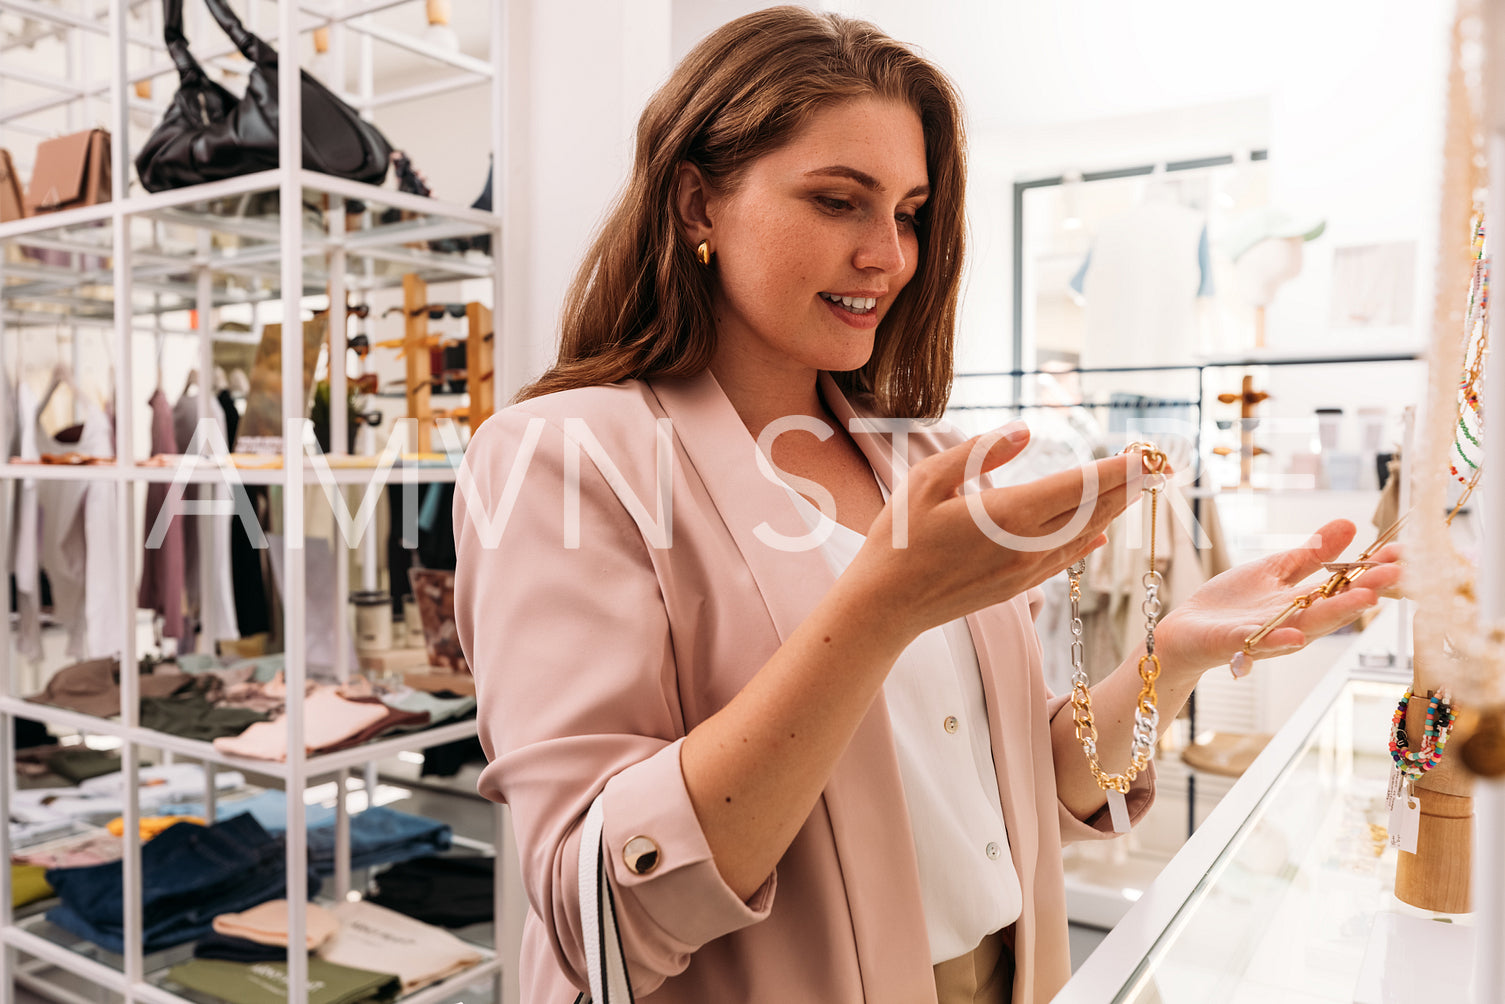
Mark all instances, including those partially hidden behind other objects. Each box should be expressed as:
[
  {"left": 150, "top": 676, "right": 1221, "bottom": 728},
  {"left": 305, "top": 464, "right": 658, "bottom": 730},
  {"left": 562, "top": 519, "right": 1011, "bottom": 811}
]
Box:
[
  {"left": 646, "top": 371, "right": 834, "bottom": 644},
  {"left": 649, "top": 371, "right": 936, "bottom": 1001}
]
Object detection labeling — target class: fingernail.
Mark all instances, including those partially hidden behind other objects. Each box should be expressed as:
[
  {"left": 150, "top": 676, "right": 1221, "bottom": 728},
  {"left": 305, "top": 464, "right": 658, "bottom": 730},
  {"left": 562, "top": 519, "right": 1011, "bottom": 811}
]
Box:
[{"left": 1001, "top": 421, "right": 1029, "bottom": 445}]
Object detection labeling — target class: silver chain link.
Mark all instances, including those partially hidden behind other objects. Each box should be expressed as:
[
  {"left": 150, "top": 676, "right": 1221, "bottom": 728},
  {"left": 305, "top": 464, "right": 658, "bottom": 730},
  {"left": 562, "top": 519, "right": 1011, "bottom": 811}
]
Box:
[{"left": 1069, "top": 559, "right": 1088, "bottom": 691}]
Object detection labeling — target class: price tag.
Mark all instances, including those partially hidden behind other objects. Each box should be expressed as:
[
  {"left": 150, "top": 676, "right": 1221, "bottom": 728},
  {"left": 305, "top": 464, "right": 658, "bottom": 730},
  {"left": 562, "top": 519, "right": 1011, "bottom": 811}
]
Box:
[
  {"left": 1388, "top": 794, "right": 1420, "bottom": 854},
  {"left": 1106, "top": 789, "right": 1131, "bottom": 834},
  {"left": 1386, "top": 767, "right": 1402, "bottom": 810}
]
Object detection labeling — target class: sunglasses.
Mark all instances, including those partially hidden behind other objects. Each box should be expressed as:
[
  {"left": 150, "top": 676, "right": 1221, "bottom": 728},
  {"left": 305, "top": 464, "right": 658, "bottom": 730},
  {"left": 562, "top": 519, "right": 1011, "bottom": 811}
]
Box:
[
  {"left": 382, "top": 303, "right": 467, "bottom": 320},
  {"left": 319, "top": 303, "right": 372, "bottom": 318}
]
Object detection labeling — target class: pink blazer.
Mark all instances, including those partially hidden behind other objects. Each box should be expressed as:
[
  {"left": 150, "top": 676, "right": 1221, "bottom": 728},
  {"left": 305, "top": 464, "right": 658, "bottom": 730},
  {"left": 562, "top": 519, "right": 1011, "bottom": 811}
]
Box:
[{"left": 454, "top": 370, "right": 1152, "bottom": 1003}]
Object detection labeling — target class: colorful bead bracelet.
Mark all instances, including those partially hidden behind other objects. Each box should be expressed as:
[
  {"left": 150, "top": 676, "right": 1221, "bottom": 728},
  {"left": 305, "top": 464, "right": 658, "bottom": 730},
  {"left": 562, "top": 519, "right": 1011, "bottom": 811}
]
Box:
[{"left": 1389, "top": 688, "right": 1457, "bottom": 778}]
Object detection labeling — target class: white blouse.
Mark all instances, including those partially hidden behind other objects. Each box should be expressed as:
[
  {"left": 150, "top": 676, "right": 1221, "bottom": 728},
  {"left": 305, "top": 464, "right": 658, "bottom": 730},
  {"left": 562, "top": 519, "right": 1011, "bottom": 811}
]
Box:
[{"left": 783, "top": 487, "right": 1023, "bottom": 964}]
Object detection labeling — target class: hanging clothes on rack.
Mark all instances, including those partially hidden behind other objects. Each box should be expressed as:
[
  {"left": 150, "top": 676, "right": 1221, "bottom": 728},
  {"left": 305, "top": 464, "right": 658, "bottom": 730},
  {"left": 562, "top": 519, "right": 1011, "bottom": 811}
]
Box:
[
  {"left": 216, "top": 375, "right": 271, "bottom": 640},
  {"left": 172, "top": 379, "right": 239, "bottom": 651},
  {"left": 140, "top": 389, "right": 186, "bottom": 642},
  {"left": 35, "top": 394, "right": 121, "bottom": 661},
  {"left": 12, "top": 381, "right": 44, "bottom": 665}
]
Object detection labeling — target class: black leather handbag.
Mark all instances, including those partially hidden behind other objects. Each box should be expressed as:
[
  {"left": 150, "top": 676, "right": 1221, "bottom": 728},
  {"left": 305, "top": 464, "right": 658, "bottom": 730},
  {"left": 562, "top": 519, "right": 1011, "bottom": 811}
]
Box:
[{"left": 136, "top": 0, "right": 392, "bottom": 193}]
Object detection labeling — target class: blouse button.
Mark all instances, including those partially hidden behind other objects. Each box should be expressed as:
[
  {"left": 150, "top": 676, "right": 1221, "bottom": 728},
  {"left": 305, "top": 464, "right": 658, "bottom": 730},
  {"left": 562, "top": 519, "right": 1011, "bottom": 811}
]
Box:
[
  {"left": 985, "top": 841, "right": 1001, "bottom": 861},
  {"left": 943, "top": 715, "right": 960, "bottom": 734},
  {"left": 623, "top": 836, "right": 661, "bottom": 875}
]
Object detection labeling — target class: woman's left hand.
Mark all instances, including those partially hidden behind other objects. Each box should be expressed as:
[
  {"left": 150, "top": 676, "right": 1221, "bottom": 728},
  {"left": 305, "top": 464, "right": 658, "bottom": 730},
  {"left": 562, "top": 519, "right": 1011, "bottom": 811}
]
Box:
[{"left": 1154, "top": 518, "right": 1403, "bottom": 680}]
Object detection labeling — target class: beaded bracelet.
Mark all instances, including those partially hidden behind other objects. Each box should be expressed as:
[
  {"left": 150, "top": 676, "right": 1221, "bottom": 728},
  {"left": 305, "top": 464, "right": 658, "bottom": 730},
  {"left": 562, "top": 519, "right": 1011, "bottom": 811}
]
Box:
[{"left": 1388, "top": 688, "right": 1457, "bottom": 778}]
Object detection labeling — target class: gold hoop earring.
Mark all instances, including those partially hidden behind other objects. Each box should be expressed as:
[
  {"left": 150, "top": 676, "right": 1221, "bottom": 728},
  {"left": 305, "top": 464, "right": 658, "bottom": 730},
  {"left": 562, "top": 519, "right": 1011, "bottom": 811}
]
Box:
[{"left": 696, "top": 240, "right": 712, "bottom": 267}]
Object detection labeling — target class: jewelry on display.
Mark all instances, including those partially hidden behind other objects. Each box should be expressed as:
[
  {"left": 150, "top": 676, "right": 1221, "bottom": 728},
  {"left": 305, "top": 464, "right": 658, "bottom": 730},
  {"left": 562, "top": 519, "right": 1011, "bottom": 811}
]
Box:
[
  {"left": 695, "top": 239, "right": 712, "bottom": 266},
  {"left": 1388, "top": 688, "right": 1457, "bottom": 797},
  {"left": 1448, "top": 215, "right": 1487, "bottom": 486},
  {"left": 1231, "top": 512, "right": 1410, "bottom": 680},
  {"left": 1409, "top": 198, "right": 1501, "bottom": 742},
  {"left": 1068, "top": 443, "right": 1167, "bottom": 834},
  {"left": 1242, "top": 213, "right": 1487, "bottom": 686}
]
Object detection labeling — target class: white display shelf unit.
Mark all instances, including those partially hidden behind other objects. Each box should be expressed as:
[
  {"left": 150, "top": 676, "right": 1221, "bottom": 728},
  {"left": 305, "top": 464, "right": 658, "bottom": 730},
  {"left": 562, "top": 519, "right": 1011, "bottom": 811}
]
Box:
[{"left": 0, "top": 3, "right": 519, "bottom": 1004}]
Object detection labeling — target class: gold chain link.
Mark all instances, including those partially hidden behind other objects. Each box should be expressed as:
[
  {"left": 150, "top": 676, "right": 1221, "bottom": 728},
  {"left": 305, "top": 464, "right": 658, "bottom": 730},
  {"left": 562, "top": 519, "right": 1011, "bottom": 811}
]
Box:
[{"left": 1071, "top": 443, "right": 1165, "bottom": 792}]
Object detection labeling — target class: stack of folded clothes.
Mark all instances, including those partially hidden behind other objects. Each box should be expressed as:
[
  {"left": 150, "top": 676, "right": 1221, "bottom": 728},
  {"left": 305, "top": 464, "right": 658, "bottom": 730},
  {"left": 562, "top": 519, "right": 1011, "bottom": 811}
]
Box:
[
  {"left": 368, "top": 856, "right": 494, "bottom": 928},
  {"left": 167, "top": 958, "right": 399, "bottom": 1004},
  {"left": 168, "top": 897, "right": 484, "bottom": 1004},
  {"left": 317, "top": 900, "right": 483, "bottom": 993},
  {"left": 11, "top": 863, "right": 52, "bottom": 908},
  {"left": 10, "top": 763, "right": 244, "bottom": 844},
  {"left": 44, "top": 814, "right": 319, "bottom": 953},
  {"left": 117, "top": 791, "right": 454, "bottom": 879},
  {"left": 194, "top": 900, "right": 340, "bottom": 961},
  {"left": 26, "top": 656, "right": 471, "bottom": 756}
]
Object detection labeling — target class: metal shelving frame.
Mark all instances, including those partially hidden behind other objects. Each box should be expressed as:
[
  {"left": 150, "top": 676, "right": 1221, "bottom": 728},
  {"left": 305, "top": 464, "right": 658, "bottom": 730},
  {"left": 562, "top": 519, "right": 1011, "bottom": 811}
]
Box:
[{"left": 0, "top": 2, "right": 519, "bottom": 1004}]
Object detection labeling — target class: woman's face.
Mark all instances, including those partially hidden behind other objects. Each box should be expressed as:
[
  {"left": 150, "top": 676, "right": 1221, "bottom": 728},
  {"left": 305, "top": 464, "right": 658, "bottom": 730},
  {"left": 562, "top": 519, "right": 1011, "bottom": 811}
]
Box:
[{"left": 703, "top": 95, "right": 930, "bottom": 380}]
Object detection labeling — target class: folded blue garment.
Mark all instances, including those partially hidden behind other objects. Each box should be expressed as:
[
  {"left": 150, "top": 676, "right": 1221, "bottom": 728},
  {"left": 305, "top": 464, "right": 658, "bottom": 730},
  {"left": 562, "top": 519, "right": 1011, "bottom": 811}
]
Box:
[
  {"left": 158, "top": 793, "right": 451, "bottom": 877},
  {"left": 43, "top": 814, "right": 320, "bottom": 954},
  {"left": 308, "top": 805, "right": 451, "bottom": 873}
]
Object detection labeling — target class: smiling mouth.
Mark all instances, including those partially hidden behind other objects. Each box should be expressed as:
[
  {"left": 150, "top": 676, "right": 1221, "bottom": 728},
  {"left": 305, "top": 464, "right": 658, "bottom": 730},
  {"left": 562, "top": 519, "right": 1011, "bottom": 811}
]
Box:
[{"left": 819, "top": 292, "right": 878, "bottom": 316}]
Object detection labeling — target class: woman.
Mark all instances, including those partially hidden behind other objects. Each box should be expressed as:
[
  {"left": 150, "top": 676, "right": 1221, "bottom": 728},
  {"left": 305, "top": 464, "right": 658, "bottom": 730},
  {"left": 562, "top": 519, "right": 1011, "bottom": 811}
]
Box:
[{"left": 454, "top": 9, "right": 1399, "bottom": 1002}]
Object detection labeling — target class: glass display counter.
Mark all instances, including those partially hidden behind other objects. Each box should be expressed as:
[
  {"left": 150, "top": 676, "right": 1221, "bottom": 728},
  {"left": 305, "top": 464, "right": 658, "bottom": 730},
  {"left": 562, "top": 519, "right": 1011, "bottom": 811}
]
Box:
[{"left": 1056, "top": 603, "right": 1487, "bottom": 1004}]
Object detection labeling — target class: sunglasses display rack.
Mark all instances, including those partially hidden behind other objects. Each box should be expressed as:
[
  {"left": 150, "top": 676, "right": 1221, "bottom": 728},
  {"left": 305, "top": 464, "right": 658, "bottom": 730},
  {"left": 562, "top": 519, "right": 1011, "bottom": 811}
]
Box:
[
  {"left": 0, "top": 4, "right": 522, "bottom": 1004},
  {"left": 393, "top": 275, "right": 495, "bottom": 453}
]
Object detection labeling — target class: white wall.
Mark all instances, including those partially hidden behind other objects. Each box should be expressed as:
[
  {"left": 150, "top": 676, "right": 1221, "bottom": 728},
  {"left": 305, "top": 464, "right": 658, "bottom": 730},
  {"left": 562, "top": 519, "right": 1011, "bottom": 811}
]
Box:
[{"left": 466, "top": 0, "right": 674, "bottom": 397}]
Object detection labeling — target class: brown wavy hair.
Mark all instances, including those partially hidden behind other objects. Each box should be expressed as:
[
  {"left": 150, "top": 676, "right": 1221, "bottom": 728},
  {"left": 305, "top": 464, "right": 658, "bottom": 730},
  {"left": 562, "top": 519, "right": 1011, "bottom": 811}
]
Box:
[{"left": 518, "top": 6, "right": 967, "bottom": 419}]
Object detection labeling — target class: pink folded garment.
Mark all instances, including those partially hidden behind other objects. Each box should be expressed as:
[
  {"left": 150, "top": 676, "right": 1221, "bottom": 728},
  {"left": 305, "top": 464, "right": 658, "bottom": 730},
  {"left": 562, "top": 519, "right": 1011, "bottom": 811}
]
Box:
[
  {"left": 213, "top": 899, "right": 339, "bottom": 950},
  {"left": 13, "top": 830, "right": 124, "bottom": 869},
  {"left": 211, "top": 687, "right": 390, "bottom": 761}
]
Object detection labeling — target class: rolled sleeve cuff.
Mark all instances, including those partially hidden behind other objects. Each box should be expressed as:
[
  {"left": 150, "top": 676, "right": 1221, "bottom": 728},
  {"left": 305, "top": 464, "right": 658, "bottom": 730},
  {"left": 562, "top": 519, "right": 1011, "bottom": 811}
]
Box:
[{"left": 601, "top": 739, "right": 775, "bottom": 948}]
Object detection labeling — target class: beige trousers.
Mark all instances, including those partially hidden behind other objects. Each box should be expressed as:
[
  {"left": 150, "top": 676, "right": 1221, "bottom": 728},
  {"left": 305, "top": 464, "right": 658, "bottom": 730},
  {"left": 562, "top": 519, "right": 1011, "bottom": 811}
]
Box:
[{"left": 932, "top": 928, "right": 1014, "bottom": 1004}]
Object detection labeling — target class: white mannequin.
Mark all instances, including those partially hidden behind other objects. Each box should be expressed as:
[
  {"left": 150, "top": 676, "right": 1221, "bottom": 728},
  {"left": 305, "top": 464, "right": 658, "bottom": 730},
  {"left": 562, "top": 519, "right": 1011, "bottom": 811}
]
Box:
[{"left": 1234, "top": 235, "right": 1305, "bottom": 308}]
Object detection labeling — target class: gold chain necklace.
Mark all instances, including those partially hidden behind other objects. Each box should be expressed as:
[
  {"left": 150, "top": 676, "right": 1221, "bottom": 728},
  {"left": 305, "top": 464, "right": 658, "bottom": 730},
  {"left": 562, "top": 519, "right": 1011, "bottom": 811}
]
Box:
[{"left": 1068, "top": 442, "right": 1167, "bottom": 832}]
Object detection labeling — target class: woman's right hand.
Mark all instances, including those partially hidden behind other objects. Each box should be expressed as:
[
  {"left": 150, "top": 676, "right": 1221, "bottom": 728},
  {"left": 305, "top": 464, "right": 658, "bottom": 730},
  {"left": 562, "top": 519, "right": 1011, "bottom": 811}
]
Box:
[
  {"left": 849, "top": 422, "right": 1144, "bottom": 640},
  {"left": 685, "top": 421, "right": 1146, "bottom": 899}
]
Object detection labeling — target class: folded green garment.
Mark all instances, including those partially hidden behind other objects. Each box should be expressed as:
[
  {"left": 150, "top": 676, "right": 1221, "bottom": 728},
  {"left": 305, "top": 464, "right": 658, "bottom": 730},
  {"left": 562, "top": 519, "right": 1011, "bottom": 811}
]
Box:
[
  {"left": 12, "top": 864, "right": 52, "bottom": 907},
  {"left": 47, "top": 748, "right": 124, "bottom": 783},
  {"left": 167, "top": 958, "right": 399, "bottom": 1004}
]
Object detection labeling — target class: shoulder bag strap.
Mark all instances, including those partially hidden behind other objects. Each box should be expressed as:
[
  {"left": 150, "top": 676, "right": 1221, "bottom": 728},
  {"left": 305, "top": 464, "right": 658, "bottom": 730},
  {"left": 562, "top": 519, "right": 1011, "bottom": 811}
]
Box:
[
  {"left": 201, "top": 0, "right": 264, "bottom": 62},
  {"left": 162, "top": 0, "right": 206, "bottom": 81},
  {"left": 578, "top": 794, "right": 635, "bottom": 1003}
]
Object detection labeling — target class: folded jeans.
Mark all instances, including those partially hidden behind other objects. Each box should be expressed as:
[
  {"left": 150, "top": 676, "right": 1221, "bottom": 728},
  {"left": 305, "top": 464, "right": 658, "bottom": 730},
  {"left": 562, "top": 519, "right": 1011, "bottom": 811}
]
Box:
[{"left": 44, "top": 814, "right": 320, "bottom": 954}]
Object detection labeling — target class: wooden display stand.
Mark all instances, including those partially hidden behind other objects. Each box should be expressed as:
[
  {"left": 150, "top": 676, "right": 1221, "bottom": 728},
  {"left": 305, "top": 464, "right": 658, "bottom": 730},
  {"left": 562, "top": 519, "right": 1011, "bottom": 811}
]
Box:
[
  {"left": 466, "top": 302, "right": 495, "bottom": 429},
  {"left": 403, "top": 273, "right": 433, "bottom": 452},
  {"left": 395, "top": 274, "right": 491, "bottom": 442},
  {"left": 1395, "top": 651, "right": 1473, "bottom": 913},
  {"left": 1216, "top": 374, "right": 1269, "bottom": 489}
]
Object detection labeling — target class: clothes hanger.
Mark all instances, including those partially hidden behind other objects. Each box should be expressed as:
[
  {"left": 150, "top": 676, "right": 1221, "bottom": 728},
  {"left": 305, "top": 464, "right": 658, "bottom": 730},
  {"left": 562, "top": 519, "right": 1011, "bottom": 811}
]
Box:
[
  {"left": 154, "top": 305, "right": 166, "bottom": 395},
  {"left": 37, "top": 357, "right": 78, "bottom": 416}
]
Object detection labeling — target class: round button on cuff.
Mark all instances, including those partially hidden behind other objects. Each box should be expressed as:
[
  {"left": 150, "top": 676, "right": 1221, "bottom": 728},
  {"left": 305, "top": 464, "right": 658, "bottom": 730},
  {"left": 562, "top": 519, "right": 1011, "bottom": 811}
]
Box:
[
  {"left": 984, "top": 841, "right": 1001, "bottom": 861},
  {"left": 623, "top": 835, "right": 661, "bottom": 875},
  {"left": 943, "top": 715, "right": 959, "bottom": 734}
]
